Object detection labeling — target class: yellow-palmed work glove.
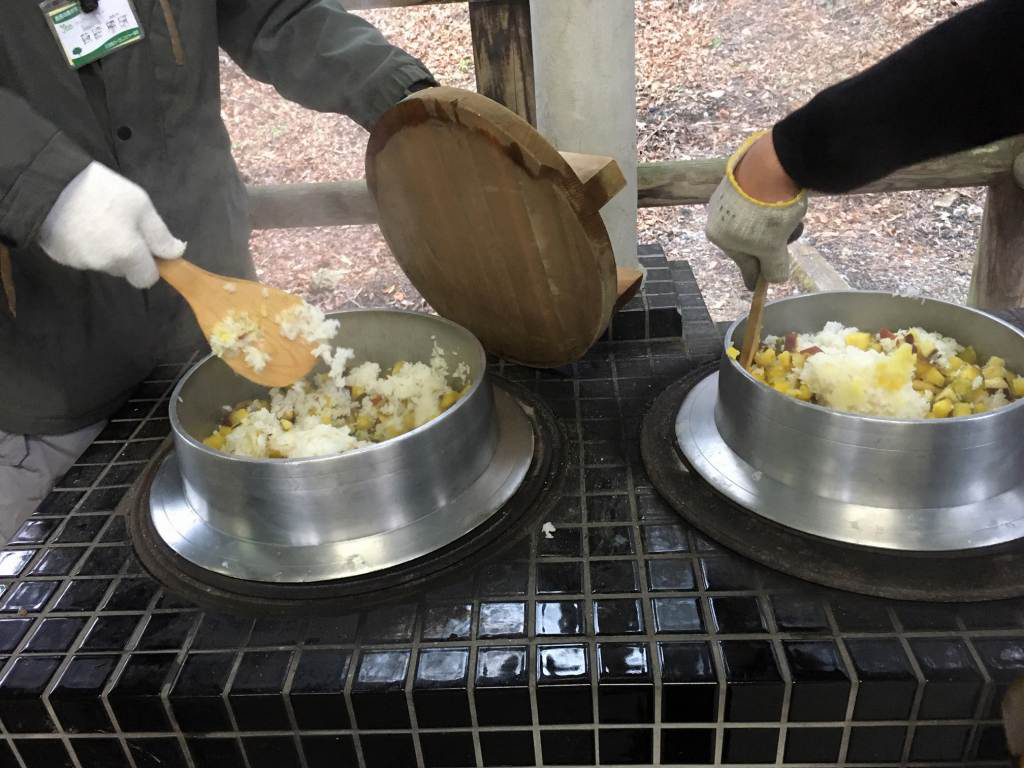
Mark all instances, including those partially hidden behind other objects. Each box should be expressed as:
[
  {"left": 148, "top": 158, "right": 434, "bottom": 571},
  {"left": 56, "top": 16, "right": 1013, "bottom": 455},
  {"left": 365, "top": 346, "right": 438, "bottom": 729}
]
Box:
[{"left": 705, "top": 132, "right": 808, "bottom": 290}]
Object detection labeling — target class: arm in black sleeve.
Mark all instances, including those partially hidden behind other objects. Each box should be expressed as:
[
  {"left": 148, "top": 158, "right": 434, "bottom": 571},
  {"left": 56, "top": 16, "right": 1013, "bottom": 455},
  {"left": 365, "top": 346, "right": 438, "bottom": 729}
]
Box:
[{"left": 772, "top": 0, "right": 1024, "bottom": 194}]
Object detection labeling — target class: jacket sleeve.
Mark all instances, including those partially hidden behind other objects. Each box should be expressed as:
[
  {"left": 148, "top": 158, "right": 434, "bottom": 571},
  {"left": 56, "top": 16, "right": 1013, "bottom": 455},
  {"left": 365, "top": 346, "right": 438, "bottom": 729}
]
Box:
[
  {"left": 217, "top": 0, "right": 436, "bottom": 131},
  {"left": 773, "top": 0, "right": 1024, "bottom": 193},
  {"left": 0, "top": 89, "right": 92, "bottom": 249}
]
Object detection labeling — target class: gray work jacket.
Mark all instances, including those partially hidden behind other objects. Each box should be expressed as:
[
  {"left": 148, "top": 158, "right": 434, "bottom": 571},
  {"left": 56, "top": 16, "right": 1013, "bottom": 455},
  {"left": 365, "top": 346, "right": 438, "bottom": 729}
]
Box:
[{"left": 0, "top": 0, "right": 431, "bottom": 434}]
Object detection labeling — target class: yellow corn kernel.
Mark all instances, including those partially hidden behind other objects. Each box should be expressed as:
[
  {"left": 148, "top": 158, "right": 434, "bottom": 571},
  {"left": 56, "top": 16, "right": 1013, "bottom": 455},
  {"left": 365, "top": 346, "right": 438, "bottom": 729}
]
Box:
[
  {"left": 355, "top": 413, "right": 374, "bottom": 431},
  {"left": 203, "top": 433, "right": 225, "bottom": 450},
  {"left": 870, "top": 341, "right": 883, "bottom": 352},
  {"left": 974, "top": 401, "right": 990, "bottom": 414},
  {"left": 391, "top": 361, "right": 405, "bottom": 375},
  {"left": 912, "top": 379, "right": 937, "bottom": 393},
  {"left": 923, "top": 367, "right": 946, "bottom": 388},
  {"left": 228, "top": 408, "right": 248, "bottom": 427},
  {"left": 778, "top": 350, "right": 792, "bottom": 370},
  {"left": 967, "top": 386, "right": 988, "bottom": 404},
  {"left": 766, "top": 364, "right": 788, "bottom": 384},
  {"left": 350, "top": 386, "right": 365, "bottom": 399},
  {"left": 750, "top": 366, "right": 766, "bottom": 382},
  {"left": 726, "top": 345, "right": 740, "bottom": 360},
  {"left": 983, "top": 365, "right": 1006, "bottom": 381},
  {"left": 791, "top": 352, "right": 806, "bottom": 370},
  {"left": 985, "top": 377, "right": 1008, "bottom": 390},
  {"left": 845, "top": 332, "right": 871, "bottom": 350},
  {"left": 1011, "top": 376, "right": 1024, "bottom": 397},
  {"left": 795, "top": 384, "right": 813, "bottom": 401},
  {"left": 931, "top": 399, "right": 954, "bottom": 418},
  {"left": 754, "top": 348, "right": 776, "bottom": 367},
  {"left": 321, "top": 414, "right": 332, "bottom": 425},
  {"left": 953, "top": 403, "right": 973, "bottom": 418},
  {"left": 936, "top": 386, "right": 958, "bottom": 403},
  {"left": 280, "top": 419, "right": 293, "bottom": 431},
  {"left": 946, "top": 355, "right": 965, "bottom": 372},
  {"left": 988, "top": 355, "right": 1006, "bottom": 368},
  {"left": 771, "top": 381, "right": 793, "bottom": 397},
  {"left": 961, "top": 346, "right": 978, "bottom": 364},
  {"left": 439, "top": 391, "right": 459, "bottom": 411},
  {"left": 951, "top": 378, "right": 972, "bottom": 398},
  {"left": 268, "top": 450, "right": 286, "bottom": 459},
  {"left": 957, "top": 365, "right": 980, "bottom": 382}
]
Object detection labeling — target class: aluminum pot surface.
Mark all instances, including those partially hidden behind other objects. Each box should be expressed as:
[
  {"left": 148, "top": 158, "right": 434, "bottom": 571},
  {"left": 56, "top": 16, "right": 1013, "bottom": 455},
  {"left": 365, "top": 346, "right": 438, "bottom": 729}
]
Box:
[
  {"left": 718, "top": 292, "right": 1024, "bottom": 509},
  {"left": 170, "top": 309, "right": 496, "bottom": 546}
]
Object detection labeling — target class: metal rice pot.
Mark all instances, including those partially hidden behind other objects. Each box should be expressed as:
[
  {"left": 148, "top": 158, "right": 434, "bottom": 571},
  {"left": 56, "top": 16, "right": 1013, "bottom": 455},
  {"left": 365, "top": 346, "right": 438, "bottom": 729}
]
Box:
[
  {"left": 717, "top": 292, "right": 1024, "bottom": 510},
  {"left": 169, "top": 309, "right": 496, "bottom": 548}
]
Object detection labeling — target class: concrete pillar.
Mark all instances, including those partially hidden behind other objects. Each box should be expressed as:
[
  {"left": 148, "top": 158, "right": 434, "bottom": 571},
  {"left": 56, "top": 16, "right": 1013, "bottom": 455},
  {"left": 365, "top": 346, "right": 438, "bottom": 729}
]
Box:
[{"left": 529, "top": 0, "right": 639, "bottom": 269}]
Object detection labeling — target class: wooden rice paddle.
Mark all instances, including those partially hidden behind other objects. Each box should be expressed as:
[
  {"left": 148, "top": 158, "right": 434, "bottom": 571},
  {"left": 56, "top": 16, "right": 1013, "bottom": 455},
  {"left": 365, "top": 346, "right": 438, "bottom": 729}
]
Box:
[
  {"left": 739, "top": 274, "right": 768, "bottom": 370},
  {"left": 1004, "top": 677, "right": 1024, "bottom": 768},
  {"left": 158, "top": 259, "right": 319, "bottom": 388}
]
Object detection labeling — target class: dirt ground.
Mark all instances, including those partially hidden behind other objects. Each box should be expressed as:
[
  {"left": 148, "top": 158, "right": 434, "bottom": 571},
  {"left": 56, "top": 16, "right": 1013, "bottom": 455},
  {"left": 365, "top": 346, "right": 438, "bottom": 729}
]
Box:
[{"left": 220, "top": 0, "right": 984, "bottom": 322}]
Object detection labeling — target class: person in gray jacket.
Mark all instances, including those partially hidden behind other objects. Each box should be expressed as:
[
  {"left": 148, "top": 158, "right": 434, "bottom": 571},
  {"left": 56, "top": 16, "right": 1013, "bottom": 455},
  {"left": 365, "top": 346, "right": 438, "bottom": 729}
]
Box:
[{"left": 0, "top": 0, "right": 436, "bottom": 537}]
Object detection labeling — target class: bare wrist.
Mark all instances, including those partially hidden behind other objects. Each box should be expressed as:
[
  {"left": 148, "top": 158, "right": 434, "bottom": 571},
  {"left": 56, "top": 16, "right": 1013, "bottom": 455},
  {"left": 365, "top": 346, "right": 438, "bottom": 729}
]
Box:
[{"left": 734, "top": 133, "right": 801, "bottom": 203}]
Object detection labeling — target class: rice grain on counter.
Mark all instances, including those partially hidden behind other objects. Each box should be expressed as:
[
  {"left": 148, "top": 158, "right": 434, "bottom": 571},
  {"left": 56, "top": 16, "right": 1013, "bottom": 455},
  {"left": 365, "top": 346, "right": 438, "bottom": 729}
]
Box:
[{"left": 729, "top": 322, "right": 1024, "bottom": 419}]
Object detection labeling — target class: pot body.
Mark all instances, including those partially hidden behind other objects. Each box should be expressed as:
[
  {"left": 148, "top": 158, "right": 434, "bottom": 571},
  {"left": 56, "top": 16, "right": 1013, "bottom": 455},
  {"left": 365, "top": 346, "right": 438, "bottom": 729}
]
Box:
[
  {"left": 717, "top": 292, "right": 1024, "bottom": 509},
  {"left": 170, "top": 309, "right": 497, "bottom": 546}
]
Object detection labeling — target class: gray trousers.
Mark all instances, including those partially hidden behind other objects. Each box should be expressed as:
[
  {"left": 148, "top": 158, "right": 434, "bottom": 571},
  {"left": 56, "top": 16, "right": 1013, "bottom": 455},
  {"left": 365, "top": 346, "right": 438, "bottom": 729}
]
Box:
[{"left": 0, "top": 422, "right": 106, "bottom": 543}]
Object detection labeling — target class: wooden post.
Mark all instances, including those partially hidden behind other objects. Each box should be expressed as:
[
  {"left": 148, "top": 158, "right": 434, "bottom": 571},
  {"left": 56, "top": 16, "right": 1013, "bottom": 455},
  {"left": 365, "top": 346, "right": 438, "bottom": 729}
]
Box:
[
  {"left": 969, "top": 171, "right": 1024, "bottom": 309},
  {"left": 469, "top": 0, "right": 535, "bottom": 125}
]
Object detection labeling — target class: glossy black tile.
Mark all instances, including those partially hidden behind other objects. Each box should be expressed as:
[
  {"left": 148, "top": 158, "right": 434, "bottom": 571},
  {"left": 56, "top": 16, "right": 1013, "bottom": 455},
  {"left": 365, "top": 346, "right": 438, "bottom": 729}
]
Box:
[
  {"left": 241, "top": 736, "right": 300, "bottom": 768},
  {"left": 33, "top": 489, "right": 85, "bottom": 515},
  {"left": 537, "top": 645, "right": 592, "bottom": 724},
  {"left": 13, "top": 739, "right": 74, "bottom": 768},
  {"left": 55, "top": 514, "right": 108, "bottom": 543},
  {"left": 538, "top": 526, "right": 582, "bottom": 557},
  {"left": 710, "top": 596, "right": 767, "bottom": 634},
  {"left": 642, "top": 524, "right": 688, "bottom": 554},
  {"left": 0, "top": 656, "right": 61, "bottom": 732},
  {"left": 248, "top": 617, "right": 304, "bottom": 647},
  {"left": 98, "top": 515, "right": 128, "bottom": 543},
  {"left": 588, "top": 526, "right": 634, "bottom": 556},
  {"left": 0, "top": 618, "right": 32, "bottom": 653},
  {"left": 71, "top": 739, "right": 130, "bottom": 768},
  {"left": 974, "top": 637, "right": 1024, "bottom": 717},
  {"left": 660, "top": 642, "right": 718, "bottom": 722},
  {"left": 360, "top": 733, "right": 416, "bottom": 768},
  {"left": 414, "top": 648, "right": 470, "bottom": 728},
  {"left": 56, "top": 464, "right": 104, "bottom": 489},
  {"left": 830, "top": 597, "right": 893, "bottom": 632},
  {"left": 722, "top": 728, "right": 778, "bottom": 764},
  {"left": 126, "top": 738, "right": 188, "bottom": 768},
  {"left": 477, "top": 561, "right": 528, "bottom": 596},
  {"left": 599, "top": 728, "right": 652, "bottom": 765},
  {"left": 846, "top": 726, "right": 906, "bottom": 762},
  {"left": 24, "top": 617, "right": 85, "bottom": 652},
  {"left": 352, "top": 650, "right": 410, "bottom": 729},
  {"left": 109, "top": 653, "right": 177, "bottom": 733},
  {"left": 50, "top": 655, "right": 118, "bottom": 732},
  {"left": 784, "top": 727, "right": 842, "bottom": 763},
  {"left": 720, "top": 640, "right": 784, "bottom": 722},
  {"left": 28, "top": 547, "right": 85, "bottom": 576},
  {"left": 10, "top": 519, "right": 59, "bottom": 545},
  {"left": 229, "top": 651, "right": 293, "bottom": 731},
  {"left": 661, "top": 729, "right": 715, "bottom": 765},
  {"left": 304, "top": 614, "right": 358, "bottom": 645},
  {"left": 80, "top": 615, "right": 140, "bottom": 651},
  {"left": 0, "top": 550, "right": 34, "bottom": 578},
  {"left": 103, "top": 578, "right": 159, "bottom": 611},
  {"left": 192, "top": 613, "right": 253, "bottom": 649},
  {"left": 771, "top": 595, "right": 830, "bottom": 633},
  {"left": 586, "top": 494, "right": 630, "bottom": 522},
  {"left": 537, "top": 600, "right": 585, "bottom": 636},
  {"left": 958, "top": 601, "right": 1023, "bottom": 630},
  {"left": 420, "top": 732, "right": 475, "bottom": 768},
  {"left": 53, "top": 578, "right": 111, "bottom": 611},
  {"left": 597, "top": 644, "right": 652, "bottom": 724},
  {"left": 187, "top": 738, "right": 247, "bottom": 768},
  {"left": 537, "top": 562, "right": 583, "bottom": 594},
  {"left": 909, "top": 725, "right": 971, "bottom": 762},
  {"left": 700, "top": 556, "right": 761, "bottom": 591},
  {"left": 783, "top": 641, "right": 850, "bottom": 722},
  {"left": 646, "top": 559, "right": 696, "bottom": 592},
  {"left": 845, "top": 638, "right": 918, "bottom": 721},
  {"left": 476, "top": 646, "right": 531, "bottom": 726},
  {"left": 479, "top": 601, "right": 526, "bottom": 638},
  {"left": 541, "top": 730, "right": 595, "bottom": 766},
  {"left": 594, "top": 598, "right": 644, "bottom": 634},
  {"left": 0, "top": 581, "right": 57, "bottom": 614},
  {"left": 300, "top": 735, "right": 358, "bottom": 768},
  {"left": 590, "top": 560, "right": 638, "bottom": 594},
  {"left": 76, "top": 545, "right": 128, "bottom": 576},
  {"left": 653, "top": 597, "right": 703, "bottom": 634},
  {"left": 909, "top": 638, "right": 982, "bottom": 719},
  {"left": 976, "top": 724, "right": 1011, "bottom": 760},
  {"left": 361, "top": 604, "right": 416, "bottom": 643},
  {"left": 171, "top": 653, "right": 235, "bottom": 733},
  {"left": 137, "top": 612, "right": 196, "bottom": 650},
  {"left": 896, "top": 603, "right": 959, "bottom": 631},
  {"left": 288, "top": 649, "right": 350, "bottom": 730},
  {"left": 480, "top": 731, "right": 536, "bottom": 767}
]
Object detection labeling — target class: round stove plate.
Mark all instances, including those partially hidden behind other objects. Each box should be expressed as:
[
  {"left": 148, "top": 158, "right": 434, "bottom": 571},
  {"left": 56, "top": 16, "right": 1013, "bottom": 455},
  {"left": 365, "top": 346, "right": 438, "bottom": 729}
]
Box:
[
  {"left": 149, "top": 386, "right": 534, "bottom": 582},
  {"left": 677, "top": 371, "right": 1024, "bottom": 552}
]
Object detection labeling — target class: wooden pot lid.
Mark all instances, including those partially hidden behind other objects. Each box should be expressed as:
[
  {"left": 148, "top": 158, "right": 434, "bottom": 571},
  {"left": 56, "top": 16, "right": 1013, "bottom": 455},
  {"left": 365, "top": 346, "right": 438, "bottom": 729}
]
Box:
[{"left": 366, "top": 87, "right": 634, "bottom": 368}]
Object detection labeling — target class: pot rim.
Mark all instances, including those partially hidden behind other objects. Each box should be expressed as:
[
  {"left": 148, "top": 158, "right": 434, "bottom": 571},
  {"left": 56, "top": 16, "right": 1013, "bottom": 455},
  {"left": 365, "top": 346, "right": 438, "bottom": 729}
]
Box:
[
  {"left": 722, "top": 290, "right": 1024, "bottom": 426},
  {"left": 169, "top": 308, "right": 489, "bottom": 466}
]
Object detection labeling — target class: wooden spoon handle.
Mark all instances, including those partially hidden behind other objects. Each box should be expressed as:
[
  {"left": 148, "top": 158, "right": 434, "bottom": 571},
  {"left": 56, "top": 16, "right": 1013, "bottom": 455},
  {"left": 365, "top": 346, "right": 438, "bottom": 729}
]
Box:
[
  {"left": 157, "top": 258, "right": 209, "bottom": 296},
  {"left": 739, "top": 275, "right": 768, "bottom": 370}
]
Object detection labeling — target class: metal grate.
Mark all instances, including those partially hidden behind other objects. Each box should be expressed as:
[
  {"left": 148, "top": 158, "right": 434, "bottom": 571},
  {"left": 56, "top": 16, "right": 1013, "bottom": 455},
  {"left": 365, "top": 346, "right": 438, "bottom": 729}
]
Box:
[{"left": 0, "top": 248, "right": 1016, "bottom": 768}]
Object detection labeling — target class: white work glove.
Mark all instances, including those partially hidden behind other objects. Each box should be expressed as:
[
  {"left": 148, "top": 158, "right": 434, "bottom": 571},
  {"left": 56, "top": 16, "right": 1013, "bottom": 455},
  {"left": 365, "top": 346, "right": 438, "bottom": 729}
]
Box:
[
  {"left": 38, "top": 162, "right": 186, "bottom": 289},
  {"left": 705, "top": 132, "right": 808, "bottom": 290}
]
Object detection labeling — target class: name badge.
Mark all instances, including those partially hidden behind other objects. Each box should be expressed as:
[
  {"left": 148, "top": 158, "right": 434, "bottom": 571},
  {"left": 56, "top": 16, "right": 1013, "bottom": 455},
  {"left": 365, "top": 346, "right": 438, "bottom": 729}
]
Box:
[{"left": 41, "top": 0, "right": 144, "bottom": 69}]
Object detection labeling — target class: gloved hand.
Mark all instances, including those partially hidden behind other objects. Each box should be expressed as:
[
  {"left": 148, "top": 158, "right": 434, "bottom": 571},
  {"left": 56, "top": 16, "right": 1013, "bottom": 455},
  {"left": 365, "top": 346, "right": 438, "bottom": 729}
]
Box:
[
  {"left": 38, "top": 162, "right": 186, "bottom": 289},
  {"left": 705, "top": 132, "right": 807, "bottom": 290}
]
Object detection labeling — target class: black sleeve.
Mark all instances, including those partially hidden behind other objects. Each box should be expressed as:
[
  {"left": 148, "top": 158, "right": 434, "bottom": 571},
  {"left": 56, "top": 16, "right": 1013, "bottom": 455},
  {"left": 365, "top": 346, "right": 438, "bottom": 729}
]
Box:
[{"left": 772, "top": 0, "right": 1024, "bottom": 194}]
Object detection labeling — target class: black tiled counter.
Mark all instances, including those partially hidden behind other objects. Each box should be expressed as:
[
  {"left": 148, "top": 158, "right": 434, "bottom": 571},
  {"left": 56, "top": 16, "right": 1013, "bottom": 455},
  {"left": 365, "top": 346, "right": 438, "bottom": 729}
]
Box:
[{"left": 0, "top": 248, "right": 1020, "bottom": 767}]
